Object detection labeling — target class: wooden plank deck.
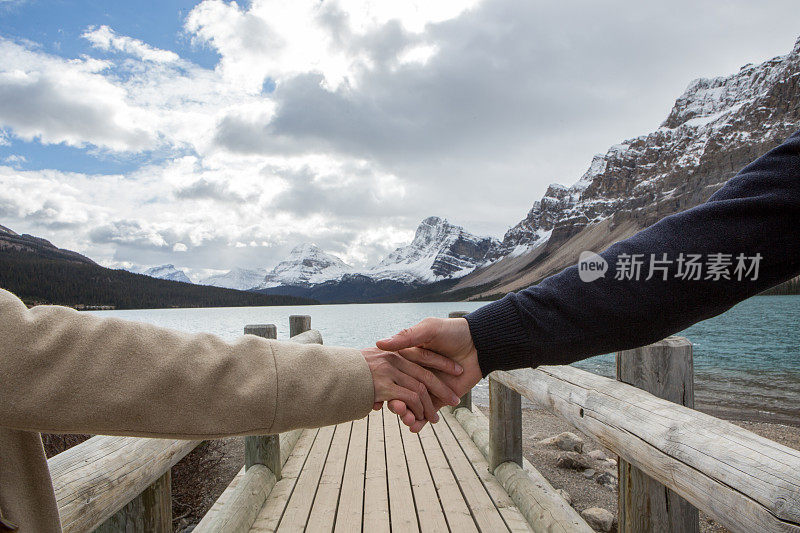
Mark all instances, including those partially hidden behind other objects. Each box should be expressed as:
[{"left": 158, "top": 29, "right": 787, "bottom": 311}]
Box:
[{"left": 249, "top": 405, "right": 533, "bottom": 532}]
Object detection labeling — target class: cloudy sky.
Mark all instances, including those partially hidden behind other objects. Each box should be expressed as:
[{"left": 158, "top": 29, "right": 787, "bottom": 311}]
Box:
[{"left": 0, "top": 0, "right": 798, "bottom": 280}]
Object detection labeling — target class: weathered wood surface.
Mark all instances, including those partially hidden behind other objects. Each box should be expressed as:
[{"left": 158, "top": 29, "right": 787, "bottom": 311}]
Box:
[
  {"left": 489, "top": 376, "right": 522, "bottom": 471},
  {"left": 431, "top": 408, "right": 509, "bottom": 531},
  {"left": 246, "top": 434, "right": 281, "bottom": 476},
  {"left": 49, "top": 436, "right": 200, "bottom": 533},
  {"left": 244, "top": 324, "right": 277, "bottom": 339},
  {"left": 399, "top": 412, "right": 449, "bottom": 532},
  {"left": 306, "top": 423, "right": 351, "bottom": 531},
  {"left": 441, "top": 409, "right": 533, "bottom": 532},
  {"left": 453, "top": 406, "right": 591, "bottom": 533},
  {"left": 250, "top": 429, "right": 320, "bottom": 532},
  {"left": 617, "top": 337, "right": 699, "bottom": 533},
  {"left": 94, "top": 471, "right": 172, "bottom": 533},
  {"left": 492, "top": 366, "right": 800, "bottom": 533},
  {"left": 383, "top": 407, "right": 420, "bottom": 532},
  {"left": 249, "top": 405, "right": 535, "bottom": 531},
  {"left": 362, "top": 408, "right": 390, "bottom": 532},
  {"left": 197, "top": 465, "right": 276, "bottom": 533},
  {"left": 333, "top": 416, "right": 367, "bottom": 532},
  {"left": 288, "top": 315, "right": 312, "bottom": 337}
]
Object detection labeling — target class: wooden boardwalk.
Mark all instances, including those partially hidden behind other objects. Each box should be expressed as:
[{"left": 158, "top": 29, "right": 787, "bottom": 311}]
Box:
[{"left": 238, "top": 406, "right": 533, "bottom": 532}]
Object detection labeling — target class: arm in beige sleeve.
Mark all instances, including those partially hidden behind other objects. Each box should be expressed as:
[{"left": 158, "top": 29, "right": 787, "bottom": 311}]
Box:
[{"left": 0, "top": 289, "right": 374, "bottom": 438}]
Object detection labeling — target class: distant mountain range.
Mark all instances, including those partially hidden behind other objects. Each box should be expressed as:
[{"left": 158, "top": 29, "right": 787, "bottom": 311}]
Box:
[
  {"left": 202, "top": 267, "right": 268, "bottom": 291},
  {"left": 0, "top": 224, "right": 316, "bottom": 309},
  {"left": 136, "top": 216, "right": 505, "bottom": 302},
  {"left": 214, "top": 216, "right": 503, "bottom": 302}
]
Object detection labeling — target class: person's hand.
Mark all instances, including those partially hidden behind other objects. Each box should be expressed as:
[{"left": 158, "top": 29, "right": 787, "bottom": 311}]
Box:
[
  {"left": 376, "top": 317, "right": 483, "bottom": 432},
  {"left": 361, "top": 347, "right": 463, "bottom": 424}
]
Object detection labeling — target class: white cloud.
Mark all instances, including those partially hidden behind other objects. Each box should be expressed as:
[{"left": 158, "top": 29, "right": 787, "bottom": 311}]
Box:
[
  {"left": 0, "top": 39, "right": 155, "bottom": 151},
  {"left": 172, "top": 242, "right": 188, "bottom": 252},
  {"left": 183, "top": 0, "right": 475, "bottom": 92},
  {"left": 83, "top": 25, "right": 180, "bottom": 63},
  {"left": 3, "top": 154, "right": 25, "bottom": 166}
]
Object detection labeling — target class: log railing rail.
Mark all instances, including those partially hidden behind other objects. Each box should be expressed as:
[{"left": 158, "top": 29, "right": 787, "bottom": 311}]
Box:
[
  {"left": 50, "top": 436, "right": 199, "bottom": 532},
  {"left": 485, "top": 338, "right": 800, "bottom": 533}
]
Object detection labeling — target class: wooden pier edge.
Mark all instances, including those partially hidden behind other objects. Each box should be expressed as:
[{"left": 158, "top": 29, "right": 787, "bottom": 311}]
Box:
[{"left": 450, "top": 406, "right": 592, "bottom": 532}]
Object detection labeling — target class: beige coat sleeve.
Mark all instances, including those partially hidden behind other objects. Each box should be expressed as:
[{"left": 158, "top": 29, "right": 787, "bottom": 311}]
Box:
[{"left": 0, "top": 289, "right": 374, "bottom": 438}]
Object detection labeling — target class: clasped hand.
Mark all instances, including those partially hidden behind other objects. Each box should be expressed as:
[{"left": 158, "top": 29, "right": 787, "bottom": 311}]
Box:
[{"left": 363, "top": 316, "right": 482, "bottom": 433}]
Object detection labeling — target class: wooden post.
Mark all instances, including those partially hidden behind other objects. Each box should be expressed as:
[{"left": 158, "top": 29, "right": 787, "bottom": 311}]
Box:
[
  {"left": 488, "top": 376, "right": 521, "bottom": 472},
  {"left": 244, "top": 324, "right": 276, "bottom": 338},
  {"left": 243, "top": 324, "right": 282, "bottom": 479},
  {"left": 616, "top": 336, "right": 699, "bottom": 533},
  {"left": 94, "top": 471, "right": 171, "bottom": 533},
  {"left": 289, "top": 315, "right": 311, "bottom": 337},
  {"left": 448, "top": 311, "right": 472, "bottom": 410}
]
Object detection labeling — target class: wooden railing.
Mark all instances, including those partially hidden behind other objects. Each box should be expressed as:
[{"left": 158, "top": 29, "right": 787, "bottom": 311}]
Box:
[
  {"left": 481, "top": 335, "right": 800, "bottom": 533},
  {"left": 50, "top": 436, "right": 199, "bottom": 532},
  {"left": 49, "top": 315, "right": 318, "bottom": 533}
]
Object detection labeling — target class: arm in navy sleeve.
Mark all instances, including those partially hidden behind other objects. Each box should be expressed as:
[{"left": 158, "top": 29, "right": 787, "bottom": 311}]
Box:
[{"left": 467, "top": 130, "right": 800, "bottom": 375}]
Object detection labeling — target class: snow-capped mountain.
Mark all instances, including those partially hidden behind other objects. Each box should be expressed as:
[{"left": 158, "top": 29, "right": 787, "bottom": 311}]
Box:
[
  {"left": 201, "top": 267, "right": 267, "bottom": 291},
  {"left": 457, "top": 35, "right": 800, "bottom": 296},
  {"left": 143, "top": 264, "right": 192, "bottom": 284},
  {"left": 503, "top": 36, "right": 800, "bottom": 253},
  {"left": 368, "top": 217, "right": 501, "bottom": 283},
  {"left": 255, "top": 243, "right": 354, "bottom": 289},
  {"left": 253, "top": 218, "right": 501, "bottom": 298}
]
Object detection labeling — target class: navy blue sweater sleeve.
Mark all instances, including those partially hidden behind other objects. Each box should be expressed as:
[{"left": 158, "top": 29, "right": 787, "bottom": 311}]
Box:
[{"left": 466, "top": 130, "right": 800, "bottom": 376}]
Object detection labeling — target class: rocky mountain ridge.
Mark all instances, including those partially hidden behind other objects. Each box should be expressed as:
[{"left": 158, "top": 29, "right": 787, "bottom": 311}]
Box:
[
  {"left": 366, "top": 216, "right": 502, "bottom": 284},
  {"left": 36, "top": 36, "right": 799, "bottom": 302},
  {"left": 0, "top": 224, "right": 97, "bottom": 265},
  {"left": 453, "top": 36, "right": 800, "bottom": 297}
]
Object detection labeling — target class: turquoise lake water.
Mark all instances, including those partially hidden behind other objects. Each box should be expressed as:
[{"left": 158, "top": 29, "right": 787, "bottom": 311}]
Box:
[{"left": 91, "top": 295, "right": 799, "bottom": 424}]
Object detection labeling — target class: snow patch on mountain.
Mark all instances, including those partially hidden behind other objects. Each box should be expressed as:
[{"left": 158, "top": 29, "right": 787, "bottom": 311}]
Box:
[
  {"left": 143, "top": 264, "right": 192, "bottom": 284},
  {"left": 201, "top": 267, "right": 267, "bottom": 290}
]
